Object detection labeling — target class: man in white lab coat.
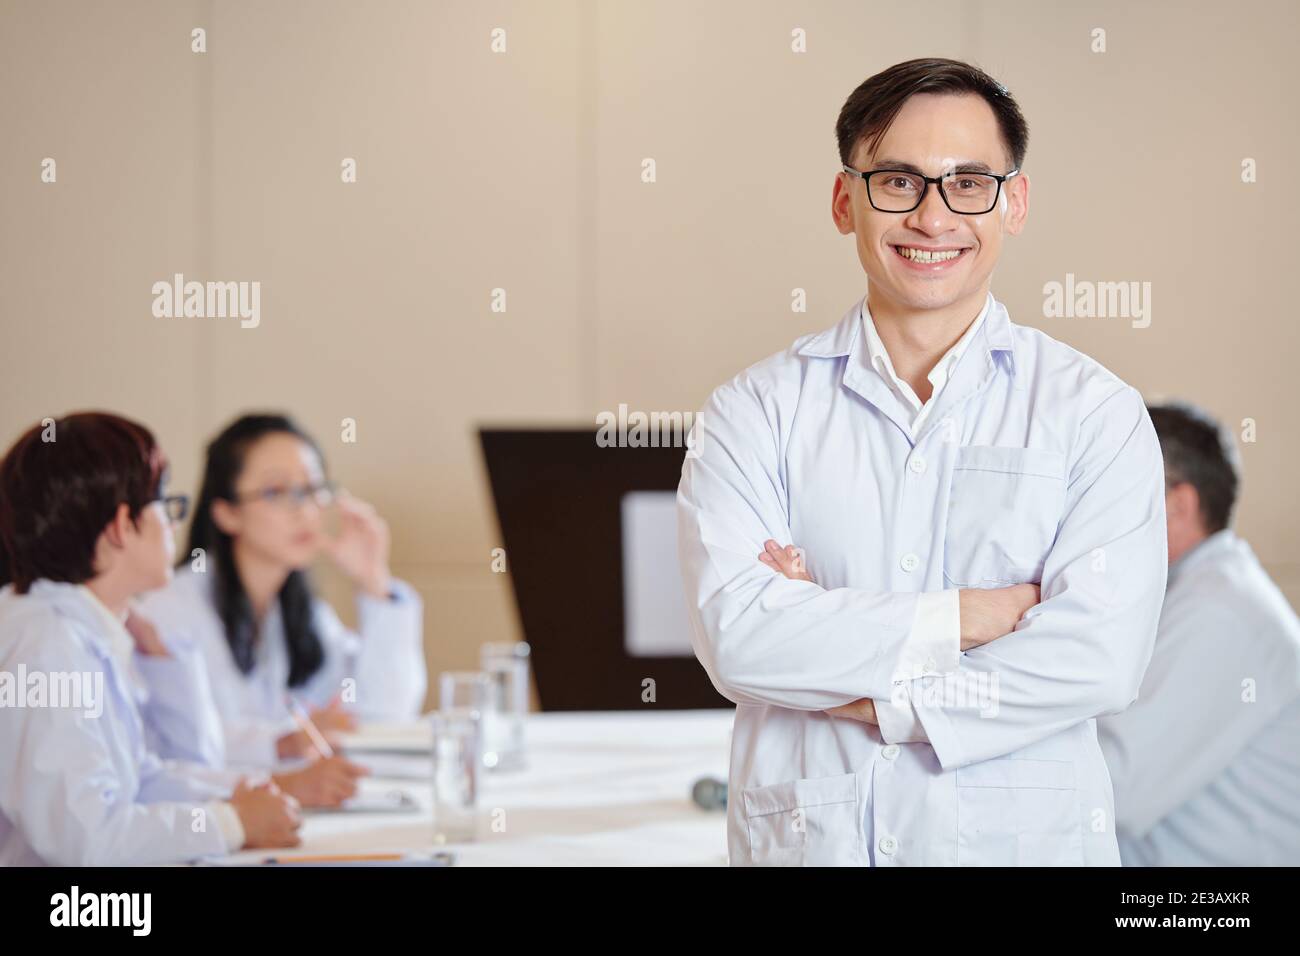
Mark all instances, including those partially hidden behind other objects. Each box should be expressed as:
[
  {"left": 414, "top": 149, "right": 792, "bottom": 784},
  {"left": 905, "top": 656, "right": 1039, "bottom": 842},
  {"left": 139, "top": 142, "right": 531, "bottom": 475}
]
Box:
[
  {"left": 1099, "top": 403, "right": 1300, "bottom": 865},
  {"left": 677, "top": 58, "right": 1168, "bottom": 866}
]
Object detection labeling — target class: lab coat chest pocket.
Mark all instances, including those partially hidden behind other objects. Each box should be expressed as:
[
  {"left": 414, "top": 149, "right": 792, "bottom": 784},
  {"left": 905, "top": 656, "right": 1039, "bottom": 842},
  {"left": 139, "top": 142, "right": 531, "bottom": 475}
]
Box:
[
  {"left": 943, "top": 446, "right": 1067, "bottom": 588},
  {"left": 742, "top": 772, "right": 861, "bottom": 866},
  {"left": 955, "top": 758, "right": 1084, "bottom": 866}
]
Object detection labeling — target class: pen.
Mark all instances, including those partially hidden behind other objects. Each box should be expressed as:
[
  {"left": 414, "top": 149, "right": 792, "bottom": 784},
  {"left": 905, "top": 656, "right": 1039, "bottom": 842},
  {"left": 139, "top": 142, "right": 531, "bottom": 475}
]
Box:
[{"left": 286, "top": 695, "right": 335, "bottom": 759}]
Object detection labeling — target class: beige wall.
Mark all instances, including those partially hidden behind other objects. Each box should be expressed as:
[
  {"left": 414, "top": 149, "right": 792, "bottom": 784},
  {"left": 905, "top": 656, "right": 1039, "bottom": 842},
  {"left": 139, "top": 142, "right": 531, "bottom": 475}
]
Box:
[{"left": 3, "top": 0, "right": 1297, "bottom": 708}]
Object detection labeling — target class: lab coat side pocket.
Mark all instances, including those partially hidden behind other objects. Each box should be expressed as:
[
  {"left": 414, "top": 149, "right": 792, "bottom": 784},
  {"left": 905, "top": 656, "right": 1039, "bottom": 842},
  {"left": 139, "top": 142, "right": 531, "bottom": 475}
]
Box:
[
  {"left": 955, "top": 757, "right": 1084, "bottom": 866},
  {"left": 742, "top": 772, "right": 861, "bottom": 866}
]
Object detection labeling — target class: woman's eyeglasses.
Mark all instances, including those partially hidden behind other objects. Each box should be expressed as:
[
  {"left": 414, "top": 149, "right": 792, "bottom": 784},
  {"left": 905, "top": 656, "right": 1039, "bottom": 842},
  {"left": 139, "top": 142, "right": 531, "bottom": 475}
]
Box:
[{"left": 231, "top": 481, "right": 337, "bottom": 510}]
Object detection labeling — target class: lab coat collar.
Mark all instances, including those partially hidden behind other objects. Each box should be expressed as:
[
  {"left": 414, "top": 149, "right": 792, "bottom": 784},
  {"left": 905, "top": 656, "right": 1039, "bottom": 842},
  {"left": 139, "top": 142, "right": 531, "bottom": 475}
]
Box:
[
  {"left": 795, "top": 297, "right": 865, "bottom": 359},
  {"left": 798, "top": 291, "right": 1016, "bottom": 443},
  {"left": 1168, "top": 528, "right": 1239, "bottom": 588},
  {"left": 76, "top": 584, "right": 136, "bottom": 668},
  {"left": 796, "top": 290, "right": 1014, "bottom": 366},
  {"left": 24, "top": 579, "right": 129, "bottom": 665},
  {"left": 22, "top": 579, "right": 148, "bottom": 753}
]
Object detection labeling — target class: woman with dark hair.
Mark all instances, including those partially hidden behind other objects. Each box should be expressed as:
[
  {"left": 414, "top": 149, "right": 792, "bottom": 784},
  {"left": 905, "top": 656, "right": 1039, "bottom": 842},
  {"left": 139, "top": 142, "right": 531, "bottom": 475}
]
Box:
[
  {"left": 0, "top": 412, "right": 301, "bottom": 865},
  {"left": 137, "top": 413, "right": 425, "bottom": 780}
]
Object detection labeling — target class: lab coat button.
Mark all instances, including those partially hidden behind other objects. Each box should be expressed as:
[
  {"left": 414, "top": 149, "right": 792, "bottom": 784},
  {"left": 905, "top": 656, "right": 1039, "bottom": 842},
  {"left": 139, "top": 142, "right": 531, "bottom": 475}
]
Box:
[
  {"left": 924, "top": 657, "right": 937, "bottom": 671},
  {"left": 900, "top": 553, "right": 919, "bottom": 572},
  {"left": 908, "top": 455, "right": 926, "bottom": 475},
  {"left": 878, "top": 836, "right": 898, "bottom": 855},
  {"left": 881, "top": 744, "right": 900, "bottom": 760}
]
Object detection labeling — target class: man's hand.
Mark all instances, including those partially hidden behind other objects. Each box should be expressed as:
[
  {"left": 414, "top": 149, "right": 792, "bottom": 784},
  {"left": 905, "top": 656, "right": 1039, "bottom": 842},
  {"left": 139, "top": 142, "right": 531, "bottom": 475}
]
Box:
[
  {"left": 757, "top": 537, "right": 1042, "bottom": 723},
  {"left": 758, "top": 539, "right": 814, "bottom": 581},
  {"left": 759, "top": 536, "right": 1039, "bottom": 651},
  {"left": 958, "top": 584, "right": 1040, "bottom": 650}
]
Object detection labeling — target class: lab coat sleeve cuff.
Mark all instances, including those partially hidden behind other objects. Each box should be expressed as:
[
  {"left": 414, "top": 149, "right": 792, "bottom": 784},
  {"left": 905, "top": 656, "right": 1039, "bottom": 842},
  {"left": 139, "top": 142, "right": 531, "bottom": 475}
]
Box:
[
  {"left": 210, "top": 801, "right": 246, "bottom": 852},
  {"left": 891, "top": 589, "right": 960, "bottom": 681},
  {"left": 874, "top": 685, "right": 929, "bottom": 744},
  {"left": 357, "top": 578, "right": 421, "bottom": 625},
  {"left": 911, "top": 696, "right": 967, "bottom": 771},
  {"left": 352, "top": 578, "right": 426, "bottom": 719}
]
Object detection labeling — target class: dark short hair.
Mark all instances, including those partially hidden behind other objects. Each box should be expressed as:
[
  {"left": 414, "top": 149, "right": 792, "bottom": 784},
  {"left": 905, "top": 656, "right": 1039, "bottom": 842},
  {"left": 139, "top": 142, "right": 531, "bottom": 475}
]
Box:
[
  {"left": 1147, "top": 402, "right": 1240, "bottom": 535},
  {"left": 836, "top": 58, "right": 1029, "bottom": 171},
  {"left": 0, "top": 412, "right": 168, "bottom": 593}
]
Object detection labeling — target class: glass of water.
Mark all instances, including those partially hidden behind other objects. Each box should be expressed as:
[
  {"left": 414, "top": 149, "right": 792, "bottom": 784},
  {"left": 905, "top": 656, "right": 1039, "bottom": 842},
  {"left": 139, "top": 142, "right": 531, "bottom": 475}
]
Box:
[
  {"left": 430, "top": 707, "right": 481, "bottom": 844},
  {"left": 480, "top": 642, "right": 530, "bottom": 771},
  {"left": 439, "top": 670, "right": 506, "bottom": 769}
]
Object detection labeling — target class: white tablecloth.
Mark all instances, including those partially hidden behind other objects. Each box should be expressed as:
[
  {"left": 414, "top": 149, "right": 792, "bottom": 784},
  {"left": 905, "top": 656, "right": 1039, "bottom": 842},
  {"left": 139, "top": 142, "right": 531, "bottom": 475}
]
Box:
[{"left": 225, "top": 709, "right": 734, "bottom": 867}]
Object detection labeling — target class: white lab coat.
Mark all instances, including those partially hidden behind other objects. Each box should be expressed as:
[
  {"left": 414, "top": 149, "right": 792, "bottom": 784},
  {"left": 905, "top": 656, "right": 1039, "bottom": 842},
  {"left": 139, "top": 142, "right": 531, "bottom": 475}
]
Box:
[
  {"left": 1099, "top": 529, "right": 1300, "bottom": 865},
  {"left": 0, "top": 581, "right": 241, "bottom": 866},
  {"left": 136, "top": 566, "right": 426, "bottom": 768},
  {"left": 134, "top": 622, "right": 231, "bottom": 770},
  {"left": 678, "top": 293, "right": 1168, "bottom": 866}
]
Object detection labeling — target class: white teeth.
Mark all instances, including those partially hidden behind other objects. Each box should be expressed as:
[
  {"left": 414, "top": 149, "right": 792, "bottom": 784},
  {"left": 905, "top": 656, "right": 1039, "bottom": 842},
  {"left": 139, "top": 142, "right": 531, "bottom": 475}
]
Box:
[{"left": 896, "top": 246, "right": 963, "bottom": 262}]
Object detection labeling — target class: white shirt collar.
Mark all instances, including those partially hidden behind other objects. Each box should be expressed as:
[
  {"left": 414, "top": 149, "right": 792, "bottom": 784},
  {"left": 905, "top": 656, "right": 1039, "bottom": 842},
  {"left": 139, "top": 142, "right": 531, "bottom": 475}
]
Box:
[
  {"left": 860, "top": 291, "right": 993, "bottom": 424},
  {"left": 76, "top": 584, "right": 135, "bottom": 668}
]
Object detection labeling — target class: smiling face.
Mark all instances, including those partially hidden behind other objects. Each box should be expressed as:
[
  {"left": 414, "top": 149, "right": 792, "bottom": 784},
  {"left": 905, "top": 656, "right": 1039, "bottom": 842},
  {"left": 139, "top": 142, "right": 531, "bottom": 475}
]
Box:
[{"left": 832, "top": 92, "right": 1028, "bottom": 316}]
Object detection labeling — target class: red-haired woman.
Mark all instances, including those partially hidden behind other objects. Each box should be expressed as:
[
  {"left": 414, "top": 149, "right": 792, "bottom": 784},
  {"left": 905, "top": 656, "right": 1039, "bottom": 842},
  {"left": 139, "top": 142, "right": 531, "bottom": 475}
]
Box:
[{"left": 0, "top": 412, "right": 302, "bottom": 864}]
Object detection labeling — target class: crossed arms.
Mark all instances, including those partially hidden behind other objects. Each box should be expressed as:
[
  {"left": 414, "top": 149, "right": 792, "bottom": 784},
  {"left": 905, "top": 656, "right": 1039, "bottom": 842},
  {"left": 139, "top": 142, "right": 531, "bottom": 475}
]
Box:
[{"left": 677, "top": 378, "right": 1168, "bottom": 770}]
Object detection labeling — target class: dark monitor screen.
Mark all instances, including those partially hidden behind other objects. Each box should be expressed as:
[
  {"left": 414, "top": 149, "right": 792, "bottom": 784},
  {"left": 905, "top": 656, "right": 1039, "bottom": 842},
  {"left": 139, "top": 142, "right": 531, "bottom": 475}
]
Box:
[{"left": 478, "top": 428, "right": 730, "bottom": 711}]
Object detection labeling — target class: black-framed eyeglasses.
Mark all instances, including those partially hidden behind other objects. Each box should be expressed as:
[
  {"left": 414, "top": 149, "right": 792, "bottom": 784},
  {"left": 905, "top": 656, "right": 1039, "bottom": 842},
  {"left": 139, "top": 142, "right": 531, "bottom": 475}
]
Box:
[
  {"left": 156, "top": 494, "right": 190, "bottom": 523},
  {"left": 842, "top": 164, "right": 1020, "bottom": 215},
  {"left": 231, "top": 481, "right": 336, "bottom": 510}
]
